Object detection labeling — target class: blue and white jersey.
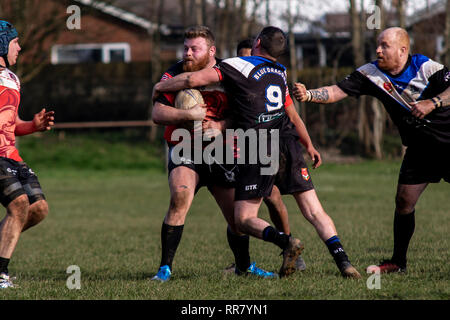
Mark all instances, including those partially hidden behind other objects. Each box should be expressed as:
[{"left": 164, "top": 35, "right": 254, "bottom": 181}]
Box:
[
  {"left": 338, "top": 54, "right": 450, "bottom": 146},
  {"left": 215, "top": 56, "right": 297, "bottom": 138}
]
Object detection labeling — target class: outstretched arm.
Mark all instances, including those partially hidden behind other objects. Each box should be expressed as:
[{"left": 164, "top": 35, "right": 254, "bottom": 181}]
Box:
[
  {"left": 15, "top": 108, "right": 55, "bottom": 136},
  {"left": 293, "top": 83, "right": 348, "bottom": 104},
  {"left": 285, "top": 104, "right": 322, "bottom": 169},
  {"left": 153, "top": 68, "right": 220, "bottom": 101}
]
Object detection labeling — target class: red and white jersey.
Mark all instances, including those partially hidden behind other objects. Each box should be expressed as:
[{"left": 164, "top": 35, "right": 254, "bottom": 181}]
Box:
[{"left": 0, "top": 67, "right": 22, "bottom": 161}]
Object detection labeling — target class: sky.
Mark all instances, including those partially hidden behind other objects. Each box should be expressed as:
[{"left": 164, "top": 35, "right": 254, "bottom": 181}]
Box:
[{"left": 247, "top": 0, "right": 443, "bottom": 32}]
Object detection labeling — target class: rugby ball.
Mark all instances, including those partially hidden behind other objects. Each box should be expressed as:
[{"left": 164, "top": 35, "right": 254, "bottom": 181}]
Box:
[{"left": 174, "top": 89, "right": 204, "bottom": 131}]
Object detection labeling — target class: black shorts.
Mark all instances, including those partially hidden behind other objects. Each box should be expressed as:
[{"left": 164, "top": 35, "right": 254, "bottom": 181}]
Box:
[
  {"left": 234, "top": 137, "right": 314, "bottom": 201},
  {"left": 399, "top": 142, "right": 450, "bottom": 184},
  {"left": 0, "top": 157, "right": 46, "bottom": 207},
  {"left": 167, "top": 143, "right": 236, "bottom": 191}
]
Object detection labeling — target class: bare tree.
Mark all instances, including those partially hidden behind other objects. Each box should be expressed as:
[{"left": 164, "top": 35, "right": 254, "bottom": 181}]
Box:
[
  {"left": 446, "top": 0, "right": 450, "bottom": 66},
  {"left": 287, "top": 0, "right": 301, "bottom": 117},
  {"left": 149, "top": 0, "right": 165, "bottom": 141},
  {"left": 350, "top": 0, "right": 371, "bottom": 154},
  {"left": 179, "top": 0, "right": 188, "bottom": 27},
  {"left": 239, "top": 0, "right": 249, "bottom": 39},
  {"left": 0, "top": 0, "right": 66, "bottom": 84},
  {"left": 370, "top": 0, "right": 387, "bottom": 159},
  {"left": 218, "top": 0, "right": 232, "bottom": 57},
  {"left": 195, "top": 0, "right": 204, "bottom": 25},
  {"left": 394, "top": 0, "right": 406, "bottom": 28}
]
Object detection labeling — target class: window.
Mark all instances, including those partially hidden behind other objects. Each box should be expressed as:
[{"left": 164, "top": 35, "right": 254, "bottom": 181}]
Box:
[{"left": 51, "top": 43, "right": 131, "bottom": 64}]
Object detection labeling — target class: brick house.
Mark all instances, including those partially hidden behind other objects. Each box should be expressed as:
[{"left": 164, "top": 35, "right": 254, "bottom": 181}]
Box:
[{"left": 49, "top": 0, "right": 182, "bottom": 64}]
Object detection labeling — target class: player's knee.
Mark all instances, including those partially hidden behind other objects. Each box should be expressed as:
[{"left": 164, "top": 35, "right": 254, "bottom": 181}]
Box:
[
  {"left": 7, "top": 195, "right": 30, "bottom": 222},
  {"left": 395, "top": 194, "right": 415, "bottom": 214},
  {"left": 302, "top": 208, "right": 325, "bottom": 224},
  {"left": 168, "top": 189, "right": 191, "bottom": 215},
  {"left": 30, "top": 200, "right": 49, "bottom": 222}
]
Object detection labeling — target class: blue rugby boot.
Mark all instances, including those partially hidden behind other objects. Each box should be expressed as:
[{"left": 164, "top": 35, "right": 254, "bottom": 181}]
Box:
[
  {"left": 236, "top": 262, "right": 278, "bottom": 279},
  {"left": 151, "top": 265, "right": 171, "bottom": 282}
]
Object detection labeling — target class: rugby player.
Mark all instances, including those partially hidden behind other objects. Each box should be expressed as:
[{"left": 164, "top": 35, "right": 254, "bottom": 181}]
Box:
[
  {"left": 151, "top": 26, "right": 277, "bottom": 282},
  {"left": 153, "top": 26, "right": 361, "bottom": 279},
  {"left": 293, "top": 27, "right": 449, "bottom": 274},
  {"left": 0, "top": 21, "right": 55, "bottom": 289}
]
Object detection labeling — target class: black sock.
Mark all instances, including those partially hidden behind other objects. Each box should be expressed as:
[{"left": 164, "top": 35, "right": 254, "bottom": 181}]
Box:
[
  {"left": 226, "top": 226, "right": 250, "bottom": 272},
  {"left": 0, "top": 257, "right": 9, "bottom": 274},
  {"left": 160, "top": 223, "right": 184, "bottom": 270},
  {"left": 325, "top": 236, "right": 350, "bottom": 271},
  {"left": 262, "top": 226, "right": 290, "bottom": 250},
  {"left": 392, "top": 210, "right": 415, "bottom": 268}
]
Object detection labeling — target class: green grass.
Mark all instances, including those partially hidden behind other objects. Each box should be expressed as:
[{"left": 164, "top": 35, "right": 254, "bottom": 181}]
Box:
[{"left": 0, "top": 134, "right": 449, "bottom": 300}]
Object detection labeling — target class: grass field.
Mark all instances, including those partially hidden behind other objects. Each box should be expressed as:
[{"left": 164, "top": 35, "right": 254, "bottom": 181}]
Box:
[{"left": 0, "top": 133, "right": 449, "bottom": 301}]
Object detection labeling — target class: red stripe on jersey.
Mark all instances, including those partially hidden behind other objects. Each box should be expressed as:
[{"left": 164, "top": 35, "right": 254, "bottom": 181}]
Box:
[
  {"left": 285, "top": 93, "right": 293, "bottom": 108},
  {"left": 213, "top": 67, "right": 223, "bottom": 81}
]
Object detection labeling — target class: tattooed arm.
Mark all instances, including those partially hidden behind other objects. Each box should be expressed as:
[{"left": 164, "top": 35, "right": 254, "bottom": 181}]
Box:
[{"left": 293, "top": 83, "right": 348, "bottom": 104}]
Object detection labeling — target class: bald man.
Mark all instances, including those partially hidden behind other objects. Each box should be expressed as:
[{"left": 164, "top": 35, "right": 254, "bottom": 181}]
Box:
[{"left": 293, "top": 27, "right": 450, "bottom": 274}]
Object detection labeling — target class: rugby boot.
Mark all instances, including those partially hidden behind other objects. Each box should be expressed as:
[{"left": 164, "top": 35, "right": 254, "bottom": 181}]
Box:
[
  {"left": 0, "top": 273, "right": 14, "bottom": 289},
  {"left": 295, "top": 255, "right": 306, "bottom": 271},
  {"left": 339, "top": 261, "right": 362, "bottom": 279},
  {"left": 366, "top": 259, "right": 407, "bottom": 274},
  {"left": 151, "top": 265, "right": 171, "bottom": 282},
  {"left": 235, "top": 262, "right": 278, "bottom": 279},
  {"left": 279, "top": 237, "right": 304, "bottom": 278}
]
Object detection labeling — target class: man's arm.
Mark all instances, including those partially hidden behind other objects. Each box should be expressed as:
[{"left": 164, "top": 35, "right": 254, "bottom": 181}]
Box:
[
  {"left": 153, "top": 68, "right": 220, "bottom": 98},
  {"left": 285, "top": 103, "right": 322, "bottom": 169},
  {"left": 151, "top": 101, "right": 207, "bottom": 125},
  {"left": 292, "top": 83, "right": 348, "bottom": 104},
  {"left": 15, "top": 108, "right": 55, "bottom": 136},
  {"left": 410, "top": 86, "right": 450, "bottom": 119}
]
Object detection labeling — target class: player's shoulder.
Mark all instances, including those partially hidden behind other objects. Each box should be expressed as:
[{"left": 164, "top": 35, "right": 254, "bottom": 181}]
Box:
[
  {"left": 219, "top": 56, "right": 286, "bottom": 79},
  {"left": 161, "top": 61, "right": 184, "bottom": 81},
  {"left": 0, "top": 68, "right": 20, "bottom": 91},
  {"left": 410, "top": 54, "right": 444, "bottom": 77}
]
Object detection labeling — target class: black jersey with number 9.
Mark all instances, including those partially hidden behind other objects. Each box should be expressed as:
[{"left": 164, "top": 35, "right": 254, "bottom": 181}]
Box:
[{"left": 215, "top": 56, "right": 297, "bottom": 138}]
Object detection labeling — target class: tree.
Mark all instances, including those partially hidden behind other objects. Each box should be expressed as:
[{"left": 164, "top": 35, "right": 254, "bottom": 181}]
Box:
[
  {"left": 350, "top": 0, "right": 372, "bottom": 155},
  {"left": 446, "top": 0, "right": 450, "bottom": 66},
  {"left": 371, "top": 0, "right": 387, "bottom": 159},
  {"left": 0, "top": 0, "right": 66, "bottom": 84}
]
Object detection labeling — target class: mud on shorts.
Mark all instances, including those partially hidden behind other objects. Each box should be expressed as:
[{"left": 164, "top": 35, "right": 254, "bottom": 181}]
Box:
[
  {"left": 167, "top": 143, "right": 237, "bottom": 192},
  {"left": 234, "top": 136, "right": 315, "bottom": 201},
  {"left": 399, "top": 142, "right": 450, "bottom": 184},
  {"left": 0, "top": 157, "right": 46, "bottom": 207}
]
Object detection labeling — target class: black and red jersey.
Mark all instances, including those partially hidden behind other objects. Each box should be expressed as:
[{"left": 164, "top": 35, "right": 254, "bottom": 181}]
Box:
[{"left": 155, "top": 59, "right": 229, "bottom": 145}]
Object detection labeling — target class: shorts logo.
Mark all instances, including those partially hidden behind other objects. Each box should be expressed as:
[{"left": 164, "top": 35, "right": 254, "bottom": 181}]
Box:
[
  {"left": 383, "top": 82, "right": 393, "bottom": 93},
  {"left": 6, "top": 167, "right": 18, "bottom": 175},
  {"left": 245, "top": 184, "right": 257, "bottom": 191},
  {"left": 301, "top": 168, "right": 310, "bottom": 181}
]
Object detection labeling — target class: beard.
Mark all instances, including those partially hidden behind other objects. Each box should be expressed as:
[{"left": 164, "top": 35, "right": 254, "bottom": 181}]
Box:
[{"left": 183, "top": 53, "right": 210, "bottom": 72}]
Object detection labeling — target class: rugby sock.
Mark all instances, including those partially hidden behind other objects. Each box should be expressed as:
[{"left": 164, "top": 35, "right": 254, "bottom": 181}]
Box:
[
  {"left": 325, "top": 236, "right": 350, "bottom": 271},
  {"left": 0, "top": 257, "right": 9, "bottom": 274},
  {"left": 226, "top": 226, "right": 250, "bottom": 272},
  {"left": 160, "top": 223, "right": 184, "bottom": 270},
  {"left": 262, "top": 226, "right": 290, "bottom": 250},
  {"left": 392, "top": 210, "right": 415, "bottom": 268}
]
